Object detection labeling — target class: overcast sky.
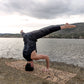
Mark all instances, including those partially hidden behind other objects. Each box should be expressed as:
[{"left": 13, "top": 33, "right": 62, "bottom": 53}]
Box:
[{"left": 0, "top": 0, "right": 84, "bottom": 33}]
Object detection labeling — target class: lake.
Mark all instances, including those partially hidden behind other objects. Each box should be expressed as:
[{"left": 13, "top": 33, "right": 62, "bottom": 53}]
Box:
[{"left": 0, "top": 38, "right": 84, "bottom": 67}]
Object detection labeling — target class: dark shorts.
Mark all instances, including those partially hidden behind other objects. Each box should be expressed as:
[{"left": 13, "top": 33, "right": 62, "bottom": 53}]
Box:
[
  {"left": 23, "top": 46, "right": 37, "bottom": 61},
  {"left": 23, "top": 51, "right": 32, "bottom": 61}
]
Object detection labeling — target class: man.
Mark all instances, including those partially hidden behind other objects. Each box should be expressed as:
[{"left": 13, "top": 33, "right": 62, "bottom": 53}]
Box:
[{"left": 20, "top": 23, "right": 76, "bottom": 71}]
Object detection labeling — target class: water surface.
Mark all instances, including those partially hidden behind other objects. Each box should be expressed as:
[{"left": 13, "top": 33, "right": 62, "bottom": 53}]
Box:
[{"left": 0, "top": 38, "right": 84, "bottom": 67}]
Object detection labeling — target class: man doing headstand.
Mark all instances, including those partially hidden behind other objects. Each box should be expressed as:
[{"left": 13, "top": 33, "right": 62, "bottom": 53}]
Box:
[{"left": 20, "top": 23, "right": 76, "bottom": 71}]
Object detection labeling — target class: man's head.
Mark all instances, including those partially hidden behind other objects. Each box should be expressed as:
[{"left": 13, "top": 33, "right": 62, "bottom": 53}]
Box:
[{"left": 25, "top": 63, "right": 34, "bottom": 71}]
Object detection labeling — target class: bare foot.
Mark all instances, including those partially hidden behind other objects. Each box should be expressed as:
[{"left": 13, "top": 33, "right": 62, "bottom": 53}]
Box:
[
  {"left": 65, "top": 23, "right": 76, "bottom": 28},
  {"left": 61, "top": 23, "right": 76, "bottom": 29},
  {"left": 20, "top": 30, "right": 23, "bottom": 33}
]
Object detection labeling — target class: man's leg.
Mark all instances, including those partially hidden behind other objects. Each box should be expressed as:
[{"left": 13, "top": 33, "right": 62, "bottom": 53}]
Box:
[
  {"left": 29, "top": 23, "right": 76, "bottom": 40},
  {"left": 30, "top": 25, "right": 61, "bottom": 40}
]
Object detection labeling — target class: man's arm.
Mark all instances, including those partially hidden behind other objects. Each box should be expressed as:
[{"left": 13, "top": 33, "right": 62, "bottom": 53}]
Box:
[
  {"left": 32, "top": 55, "right": 49, "bottom": 69},
  {"left": 35, "top": 55, "right": 49, "bottom": 69},
  {"left": 31, "top": 51, "right": 49, "bottom": 70}
]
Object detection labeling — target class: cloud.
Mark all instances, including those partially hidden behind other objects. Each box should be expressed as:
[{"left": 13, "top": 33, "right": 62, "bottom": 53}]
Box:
[{"left": 0, "top": 0, "right": 84, "bottom": 19}]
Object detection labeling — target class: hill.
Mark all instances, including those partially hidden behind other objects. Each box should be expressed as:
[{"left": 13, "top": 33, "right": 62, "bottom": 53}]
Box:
[
  {"left": 45, "top": 23, "right": 84, "bottom": 39},
  {"left": 0, "top": 33, "right": 21, "bottom": 38},
  {"left": 0, "top": 23, "right": 84, "bottom": 38}
]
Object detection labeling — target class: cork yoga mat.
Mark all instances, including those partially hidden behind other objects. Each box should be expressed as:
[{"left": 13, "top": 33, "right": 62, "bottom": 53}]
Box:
[{"left": 5, "top": 60, "right": 76, "bottom": 84}]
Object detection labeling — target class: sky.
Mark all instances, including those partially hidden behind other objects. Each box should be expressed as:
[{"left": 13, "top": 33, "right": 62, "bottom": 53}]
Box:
[{"left": 0, "top": 0, "right": 84, "bottom": 33}]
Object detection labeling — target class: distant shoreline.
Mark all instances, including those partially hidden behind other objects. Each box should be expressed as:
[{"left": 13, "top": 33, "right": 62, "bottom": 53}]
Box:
[
  {"left": 0, "top": 23, "right": 84, "bottom": 39},
  {"left": 0, "top": 36, "right": 84, "bottom": 39}
]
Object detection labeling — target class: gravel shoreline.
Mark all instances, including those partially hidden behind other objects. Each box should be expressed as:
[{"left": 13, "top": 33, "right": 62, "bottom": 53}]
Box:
[{"left": 0, "top": 58, "right": 84, "bottom": 84}]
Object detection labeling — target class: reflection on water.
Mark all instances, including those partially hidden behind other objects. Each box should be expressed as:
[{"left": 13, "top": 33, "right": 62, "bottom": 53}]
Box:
[{"left": 0, "top": 38, "right": 84, "bottom": 67}]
